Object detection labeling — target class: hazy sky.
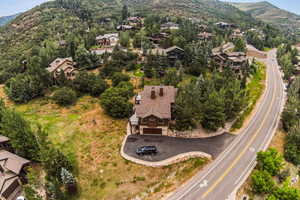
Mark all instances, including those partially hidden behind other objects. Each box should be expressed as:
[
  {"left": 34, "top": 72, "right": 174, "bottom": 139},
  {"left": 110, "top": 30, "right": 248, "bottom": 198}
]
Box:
[
  {"left": 222, "top": 0, "right": 300, "bottom": 15},
  {"left": 0, "top": 0, "right": 300, "bottom": 17},
  {"left": 0, "top": 0, "right": 50, "bottom": 17}
]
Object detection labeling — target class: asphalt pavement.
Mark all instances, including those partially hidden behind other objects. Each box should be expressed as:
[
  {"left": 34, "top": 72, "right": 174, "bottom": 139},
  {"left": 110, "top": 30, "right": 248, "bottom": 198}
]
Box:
[{"left": 124, "top": 133, "right": 235, "bottom": 162}]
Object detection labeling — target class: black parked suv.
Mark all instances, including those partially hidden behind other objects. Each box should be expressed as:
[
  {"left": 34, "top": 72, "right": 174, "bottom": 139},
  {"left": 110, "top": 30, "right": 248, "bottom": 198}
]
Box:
[{"left": 136, "top": 146, "right": 158, "bottom": 155}]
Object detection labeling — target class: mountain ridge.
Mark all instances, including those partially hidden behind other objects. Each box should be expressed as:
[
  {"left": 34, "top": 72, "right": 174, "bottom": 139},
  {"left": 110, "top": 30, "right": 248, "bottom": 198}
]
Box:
[{"left": 230, "top": 1, "right": 300, "bottom": 32}]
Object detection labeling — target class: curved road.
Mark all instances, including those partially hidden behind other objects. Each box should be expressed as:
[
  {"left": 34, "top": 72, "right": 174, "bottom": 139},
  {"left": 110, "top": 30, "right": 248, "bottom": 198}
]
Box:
[{"left": 166, "top": 49, "right": 285, "bottom": 200}]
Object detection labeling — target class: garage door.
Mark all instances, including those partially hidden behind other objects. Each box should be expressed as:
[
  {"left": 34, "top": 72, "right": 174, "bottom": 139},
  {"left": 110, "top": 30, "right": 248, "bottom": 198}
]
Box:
[{"left": 143, "top": 128, "right": 162, "bottom": 135}]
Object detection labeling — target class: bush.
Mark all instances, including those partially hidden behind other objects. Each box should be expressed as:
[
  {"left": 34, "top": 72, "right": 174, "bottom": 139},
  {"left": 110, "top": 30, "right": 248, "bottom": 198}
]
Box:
[
  {"left": 257, "top": 148, "right": 284, "bottom": 176},
  {"left": 111, "top": 72, "right": 130, "bottom": 87},
  {"left": 251, "top": 170, "right": 275, "bottom": 194},
  {"left": 53, "top": 87, "right": 77, "bottom": 106},
  {"left": 100, "top": 87, "right": 133, "bottom": 118},
  {"left": 73, "top": 71, "right": 108, "bottom": 96},
  {"left": 5, "top": 74, "right": 46, "bottom": 103}
]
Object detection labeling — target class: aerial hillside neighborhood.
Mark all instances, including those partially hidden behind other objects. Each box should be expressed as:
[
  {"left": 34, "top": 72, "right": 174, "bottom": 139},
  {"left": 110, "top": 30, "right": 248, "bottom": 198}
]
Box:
[{"left": 0, "top": 0, "right": 299, "bottom": 199}]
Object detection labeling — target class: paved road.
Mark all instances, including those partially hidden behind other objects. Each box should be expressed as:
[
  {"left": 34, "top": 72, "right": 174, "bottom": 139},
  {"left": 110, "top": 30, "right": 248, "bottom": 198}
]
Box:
[
  {"left": 166, "top": 49, "right": 285, "bottom": 200},
  {"left": 124, "top": 133, "right": 235, "bottom": 161}
]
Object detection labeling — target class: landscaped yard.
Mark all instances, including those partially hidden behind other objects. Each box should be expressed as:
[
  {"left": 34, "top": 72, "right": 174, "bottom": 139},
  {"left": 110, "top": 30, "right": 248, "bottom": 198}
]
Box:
[{"left": 0, "top": 87, "right": 208, "bottom": 200}]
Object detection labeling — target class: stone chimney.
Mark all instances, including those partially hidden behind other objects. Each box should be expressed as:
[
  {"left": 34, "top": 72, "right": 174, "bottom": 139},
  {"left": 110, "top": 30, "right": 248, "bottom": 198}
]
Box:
[
  {"left": 151, "top": 87, "right": 156, "bottom": 99},
  {"left": 159, "top": 87, "right": 164, "bottom": 96}
]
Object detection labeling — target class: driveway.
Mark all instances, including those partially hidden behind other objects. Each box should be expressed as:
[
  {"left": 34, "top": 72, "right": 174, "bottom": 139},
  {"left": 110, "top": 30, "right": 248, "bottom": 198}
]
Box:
[{"left": 123, "top": 133, "right": 236, "bottom": 162}]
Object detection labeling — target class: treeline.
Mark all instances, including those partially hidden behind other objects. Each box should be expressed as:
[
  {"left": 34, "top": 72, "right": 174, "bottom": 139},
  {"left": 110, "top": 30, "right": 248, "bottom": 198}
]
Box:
[
  {"left": 250, "top": 149, "right": 300, "bottom": 200},
  {"left": 246, "top": 24, "right": 287, "bottom": 50},
  {"left": 282, "top": 77, "right": 300, "bottom": 165},
  {"left": 277, "top": 44, "right": 299, "bottom": 80},
  {"left": 173, "top": 69, "right": 248, "bottom": 131},
  {"left": 0, "top": 101, "right": 76, "bottom": 199}
]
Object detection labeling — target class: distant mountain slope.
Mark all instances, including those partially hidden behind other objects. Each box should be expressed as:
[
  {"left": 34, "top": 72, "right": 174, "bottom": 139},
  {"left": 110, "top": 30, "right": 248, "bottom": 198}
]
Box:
[
  {"left": 231, "top": 1, "right": 300, "bottom": 31},
  {"left": 0, "top": 14, "right": 20, "bottom": 26},
  {"left": 0, "top": 0, "right": 263, "bottom": 71}
]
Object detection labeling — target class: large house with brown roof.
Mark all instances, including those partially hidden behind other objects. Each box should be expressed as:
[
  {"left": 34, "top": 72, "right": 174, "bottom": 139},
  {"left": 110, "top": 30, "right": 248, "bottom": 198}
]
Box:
[
  {"left": 129, "top": 86, "right": 177, "bottom": 135},
  {"left": 0, "top": 150, "right": 30, "bottom": 200},
  {"left": 46, "top": 57, "right": 78, "bottom": 80}
]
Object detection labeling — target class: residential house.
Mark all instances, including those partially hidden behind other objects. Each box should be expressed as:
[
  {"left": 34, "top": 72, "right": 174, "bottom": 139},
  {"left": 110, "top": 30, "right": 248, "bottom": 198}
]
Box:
[
  {"left": 148, "top": 33, "right": 169, "bottom": 44},
  {"left": 212, "top": 43, "right": 247, "bottom": 75},
  {"left": 161, "top": 22, "right": 179, "bottom": 31},
  {"left": 147, "top": 46, "right": 185, "bottom": 65},
  {"left": 0, "top": 150, "right": 30, "bottom": 200},
  {"left": 46, "top": 57, "right": 78, "bottom": 80},
  {"left": 129, "top": 86, "right": 177, "bottom": 135},
  {"left": 230, "top": 29, "right": 244, "bottom": 40},
  {"left": 116, "top": 25, "right": 134, "bottom": 31},
  {"left": 198, "top": 32, "right": 214, "bottom": 41},
  {"left": 90, "top": 47, "right": 114, "bottom": 56},
  {"left": 96, "top": 33, "right": 119, "bottom": 46},
  {"left": 215, "top": 22, "right": 236, "bottom": 29},
  {"left": 126, "top": 16, "right": 143, "bottom": 28}
]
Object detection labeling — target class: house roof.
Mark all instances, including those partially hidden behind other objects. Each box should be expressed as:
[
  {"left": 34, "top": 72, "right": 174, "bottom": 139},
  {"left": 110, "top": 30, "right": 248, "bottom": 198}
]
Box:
[
  {"left": 96, "top": 33, "right": 118, "bottom": 40},
  {"left": 0, "top": 151, "right": 30, "bottom": 174},
  {"left": 165, "top": 46, "right": 184, "bottom": 53},
  {"left": 91, "top": 47, "right": 114, "bottom": 55},
  {"left": 0, "top": 136, "right": 9, "bottom": 144},
  {"left": 46, "top": 57, "right": 74, "bottom": 73},
  {"left": 135, "top": 86, "right": 177, "bottom": 119},
  {"left": 0, "top": 171, "right": 19, "bottom": 197},
  {"left": 212, "top": 42, "right": 235, "bottom": 55}
]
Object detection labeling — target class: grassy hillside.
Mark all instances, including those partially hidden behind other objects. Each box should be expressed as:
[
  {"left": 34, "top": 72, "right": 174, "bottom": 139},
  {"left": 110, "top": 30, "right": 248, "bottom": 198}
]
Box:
[
  {"left": 0, "top": 13, "right": 19, "bottom": 26},
  {"left": 231, "top": 1, "right": 300, "bottom": 32}
]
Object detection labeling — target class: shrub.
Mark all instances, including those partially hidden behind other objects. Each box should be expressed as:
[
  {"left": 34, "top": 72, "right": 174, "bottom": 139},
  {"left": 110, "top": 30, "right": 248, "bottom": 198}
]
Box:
[
  {"left": 257, "top": 148, "right": 284, "bottom": 176},
  {"left": 111, "top": 72, "right": 130, "bottom": 87},
  {"left": 100, "top": 87, "right": 133, "bottom": 118},
  {"left": 73, "top": 71, "right": 108, "bottom": 96},
  {"left": 53, "top": 87, "right": 77, "bottom": 106},
  {"left": 251, "top": 170, "right": 275, "bottom": 194}
]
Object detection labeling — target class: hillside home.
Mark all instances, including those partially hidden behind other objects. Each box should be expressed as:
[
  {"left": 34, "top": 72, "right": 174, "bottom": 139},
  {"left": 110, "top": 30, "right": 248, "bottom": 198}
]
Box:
[
  {"left": 129, "top": 86, "right": 177, "bottom": 135},
  {"left": 148, "top": 33, "right": 169, "bottom": 44},
  {"left": 90, "top": 47, "right": 114, "bottom": 56},
  {"left": 46, "top": 57, "right": 78, "bottom": 80},
  {"left": 212, "top": 43, "right": 247, "bottom": 75},
  {"left": 96, "top": 33, "right": 119, "bottom": 46},
  {"left": 0, "top": 150, "right": 30, "bottom": 200},
  {"left": 230, "top": 29, "right": 244, "bottom": 39},
  {"left": 198, "top": 32, "right": 214, "bottom": 41},
  {"left": 215, "top": 22, "right": 236, "bottom": 29},
  {"left": 147, "top": 46, "right": 185, "bottom": 64},
  {"left": 161, "top": 22, "right": 179, "bottom": 30},
  {"left": 116, "top": 25, "right": 134, "bottom": 31},
  {"left": 126, "top": 16, "right": 143, "bottom": 27}
]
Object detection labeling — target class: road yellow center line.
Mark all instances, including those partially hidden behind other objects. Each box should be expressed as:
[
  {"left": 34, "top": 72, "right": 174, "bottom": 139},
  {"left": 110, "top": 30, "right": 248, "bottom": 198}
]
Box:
[{"left": 201, "top": 64, "right": 277, "bottom": 199}]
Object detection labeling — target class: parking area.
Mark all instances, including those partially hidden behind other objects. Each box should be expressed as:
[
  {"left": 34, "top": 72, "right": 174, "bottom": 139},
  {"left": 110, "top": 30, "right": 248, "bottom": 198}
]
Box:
[{"left": 123, "top": 133, "right": 236, "bottom": 162}]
